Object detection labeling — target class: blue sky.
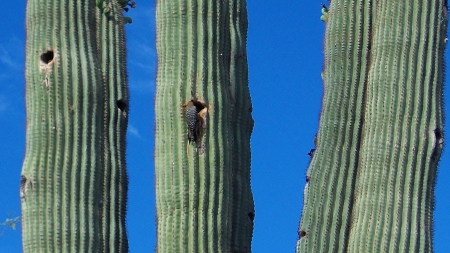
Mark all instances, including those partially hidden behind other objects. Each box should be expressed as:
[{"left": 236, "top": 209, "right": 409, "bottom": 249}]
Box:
[{"left": 0, "top": 1, "right": 449, "bottom": 252}]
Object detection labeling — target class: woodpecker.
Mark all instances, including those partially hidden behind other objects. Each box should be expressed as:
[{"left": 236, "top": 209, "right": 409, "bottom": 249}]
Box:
[{"left": 186, "top": 101, "right": 198, "bottom": 143}]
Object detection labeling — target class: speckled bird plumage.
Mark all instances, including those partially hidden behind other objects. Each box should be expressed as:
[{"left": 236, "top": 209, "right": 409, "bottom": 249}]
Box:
[{"left": 186, "top": 101, "right": 198, "bottom": 143}]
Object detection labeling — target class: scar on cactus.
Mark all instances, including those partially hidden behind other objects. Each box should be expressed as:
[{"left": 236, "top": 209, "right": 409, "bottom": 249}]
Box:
[
  {"left": 431, "top": 127, "right": 444, "bottom": 162},
  {"left": 20, "top": 175, "right": 33, "bottom": 202},
  {"left": 434, "top": 127, "right": 443, "bottom": 143},
  {"left": 116, "top": 99, "right": 127, "bottom": 117},
  {"left": 39, "top": 49, "right": 56, "bottom": 73},
  {"left": 39, "top": 49, "right": 57, "bottom": 92}
]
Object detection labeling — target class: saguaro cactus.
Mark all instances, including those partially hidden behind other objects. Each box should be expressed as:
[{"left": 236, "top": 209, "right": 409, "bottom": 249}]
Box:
[
  {"left": 21, "top": 0, "right": 129, "bottom": 252},
  {"left": 297, "top": 0, "right": 447, "bottom": 252},
  {"left": 155, "top": 0, "right": 254, "bottom": 252}
]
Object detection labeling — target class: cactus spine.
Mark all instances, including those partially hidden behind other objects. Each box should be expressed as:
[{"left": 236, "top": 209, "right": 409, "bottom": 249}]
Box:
[
  {"left": 21, "top": 0, "right": 128, "bottom": 252},
  {"left": 297, "top": 1, "right": 446, "bottom": 252},
  {"left": 155, "top": 0, "right": 254, "bottom": 252}
]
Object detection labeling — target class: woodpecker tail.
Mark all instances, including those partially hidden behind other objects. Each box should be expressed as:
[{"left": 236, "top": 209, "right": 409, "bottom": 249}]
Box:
[{"left": 188, "top": 129, "right": 197, "bottom": 143}]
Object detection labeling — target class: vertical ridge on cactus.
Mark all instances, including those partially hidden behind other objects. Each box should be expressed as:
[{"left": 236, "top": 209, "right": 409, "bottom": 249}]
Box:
[{"left": 95, "top": 1, "right": 129, "bottom": 251}]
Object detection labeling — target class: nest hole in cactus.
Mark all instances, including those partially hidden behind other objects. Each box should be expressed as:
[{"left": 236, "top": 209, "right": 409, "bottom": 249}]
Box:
[
  {"left": 40, "top": 50, "right": 54, "bottom": 64},
  {"left": 299, "top": 230, "right": 307, "bottom": 238},
  {"left": 117, "top": 99, "right": 127, "bottom": 111},
  {"left": 117, "top": 99, "right": 127, "bottom": 117},
  {"left": 191, "top": 100, "right": 206, "bottom": 111},
  {"left": 189, "top": 99, "right": 208, "bottom": 129}
]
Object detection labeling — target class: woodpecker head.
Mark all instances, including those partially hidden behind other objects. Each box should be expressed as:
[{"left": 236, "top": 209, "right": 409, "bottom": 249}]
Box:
[{"left": 187, "top": 101, "right": 195, "bottom": 108}]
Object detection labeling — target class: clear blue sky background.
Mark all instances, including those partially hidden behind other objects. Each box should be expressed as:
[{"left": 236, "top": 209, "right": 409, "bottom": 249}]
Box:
[{"left": 0, "top": 1, "right": 449, "bottom": 252}]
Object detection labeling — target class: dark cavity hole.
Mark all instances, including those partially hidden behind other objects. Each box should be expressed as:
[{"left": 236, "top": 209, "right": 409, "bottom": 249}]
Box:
[
  {"left": 434, "top": 127, "right": 443, "bottom": 140},
  {"left": 191, "top": 100, "right": 206, "bottom": 111},
  {"left": 40, "top": 51, "right": 54, "bottom": 64},
  {"left": 248, "top": 212, "right": 255, "bottom": 221},
  {"left": 117, "top": 99, "right": 127, "bottom": 112},
  {"left": 299, "top": 230, "right": 307, "bottom": 238},
  {"left": 20, "top": 175, "right": 27, "bottom": 188}
]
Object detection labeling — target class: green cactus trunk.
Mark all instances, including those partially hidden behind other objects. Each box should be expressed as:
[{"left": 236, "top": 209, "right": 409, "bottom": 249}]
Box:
[
  {"left": 21, "top": 0, "right": 129, "bottom": 252},
  {"left": 297, "top": 1, "right": 447, "bottom": 252},
  {"left": 155, "top": 0, "right": 254, "bottom": 252}
]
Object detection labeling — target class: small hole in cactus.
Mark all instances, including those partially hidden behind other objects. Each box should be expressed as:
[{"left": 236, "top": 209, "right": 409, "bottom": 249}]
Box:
[
  {"left": 191, "top": 100, "right": 206, "bottom": 112},
  {"left": 306, "top": 176, "right": 309, "bottom": 182},
  {"left": 40, "top": 51, "right": 54, "bottom": 64},
  {"left": 117, "top": 99, "right": 127, "bottom": 111},
  {"left": 117, "top": 99, "right": 127, "bottom": 117},
  {"left": 299, "top": 230, "right": 307, "bottom": 238},
  {"left": 20, "top": 175, "right": 33, "bottom": 202},
  {"left": 20, "top": 175, "right": 27, "bottom": 191},
  {"left": 248, "top": 211, "right": 255, "bottom": 221},
  {"left": 434, "top": 127, "right": 443, "bottom": 140}
]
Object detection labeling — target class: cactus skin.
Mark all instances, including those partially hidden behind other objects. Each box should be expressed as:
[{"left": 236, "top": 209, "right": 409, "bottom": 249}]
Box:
[
  {"left": 95, "top": 1, "right": 129, "bottom": 251},
  {"left": 21, "top": 0, "right": 129, "bottom": 252},
  {"left": 155, "top": 0, "right": 254, "bottom": 252},
  {"left": 297, "top": 1, "right": 446, "bottom": 252}
]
